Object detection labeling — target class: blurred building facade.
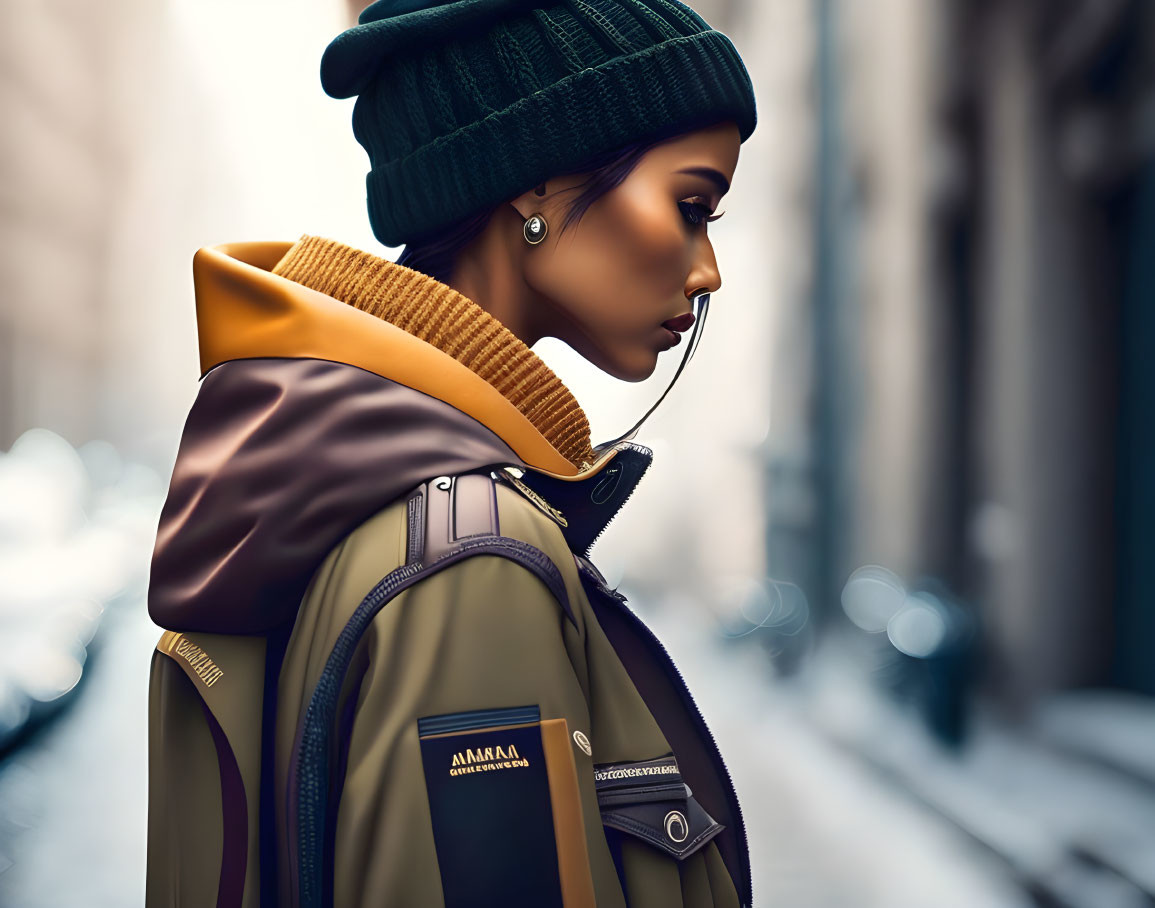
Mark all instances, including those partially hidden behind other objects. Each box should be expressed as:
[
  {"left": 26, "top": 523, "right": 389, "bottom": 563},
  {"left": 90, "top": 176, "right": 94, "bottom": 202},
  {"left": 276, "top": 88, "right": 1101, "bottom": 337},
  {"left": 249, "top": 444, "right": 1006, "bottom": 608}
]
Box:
[
  {"left": 760, "top": 0, "right": 1155, "bottom": 707},
  {"left": 755, "top": 5, "right": 1155, "bottom": 900}
]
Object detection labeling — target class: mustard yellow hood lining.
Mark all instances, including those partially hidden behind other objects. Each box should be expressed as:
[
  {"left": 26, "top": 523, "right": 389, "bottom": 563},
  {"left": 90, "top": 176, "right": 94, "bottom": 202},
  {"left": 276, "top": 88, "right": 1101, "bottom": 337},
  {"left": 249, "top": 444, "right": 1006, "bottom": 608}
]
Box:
[{"left": 270, "top": 235, "right": 596, "bottom": 471}]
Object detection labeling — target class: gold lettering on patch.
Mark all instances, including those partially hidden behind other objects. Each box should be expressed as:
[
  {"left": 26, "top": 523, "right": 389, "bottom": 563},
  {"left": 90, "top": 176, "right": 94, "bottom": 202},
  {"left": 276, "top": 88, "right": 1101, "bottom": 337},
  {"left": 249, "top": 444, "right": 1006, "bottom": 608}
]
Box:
[
  {"left": 448, "top": 742, "right": 528, "bottom": 777},
  {"left": 172, "top": 636, "right": 224, "bottom": 688}
]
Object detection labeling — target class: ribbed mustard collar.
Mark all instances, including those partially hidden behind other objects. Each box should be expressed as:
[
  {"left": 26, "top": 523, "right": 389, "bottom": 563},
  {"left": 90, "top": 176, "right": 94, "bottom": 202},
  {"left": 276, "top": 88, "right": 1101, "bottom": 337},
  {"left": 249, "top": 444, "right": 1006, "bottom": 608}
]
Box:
[{"left": 271, "top": 235, "right": 597, "bottom": 470}]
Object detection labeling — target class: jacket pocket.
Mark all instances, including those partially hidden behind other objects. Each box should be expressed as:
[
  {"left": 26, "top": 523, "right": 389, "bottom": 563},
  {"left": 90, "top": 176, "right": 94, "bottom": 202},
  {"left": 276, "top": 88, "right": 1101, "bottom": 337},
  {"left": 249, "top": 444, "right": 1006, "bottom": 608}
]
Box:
[{"left": 594, "top": 754, "right": 725, "bottom": 861}]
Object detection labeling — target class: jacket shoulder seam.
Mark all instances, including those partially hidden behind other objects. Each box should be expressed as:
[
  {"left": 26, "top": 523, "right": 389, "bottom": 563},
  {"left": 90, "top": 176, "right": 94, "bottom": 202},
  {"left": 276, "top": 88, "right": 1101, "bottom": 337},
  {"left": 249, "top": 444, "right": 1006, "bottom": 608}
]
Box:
[{"left": 426, "top": 535, "right": 577, "bottom": 628}]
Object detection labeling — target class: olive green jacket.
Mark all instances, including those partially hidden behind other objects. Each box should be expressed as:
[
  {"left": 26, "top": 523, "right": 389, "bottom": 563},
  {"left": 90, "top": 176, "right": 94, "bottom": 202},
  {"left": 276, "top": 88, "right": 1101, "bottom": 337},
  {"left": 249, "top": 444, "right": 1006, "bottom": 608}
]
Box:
[{"left": 145, "top": 241, "right": 751, "bottom": 907}]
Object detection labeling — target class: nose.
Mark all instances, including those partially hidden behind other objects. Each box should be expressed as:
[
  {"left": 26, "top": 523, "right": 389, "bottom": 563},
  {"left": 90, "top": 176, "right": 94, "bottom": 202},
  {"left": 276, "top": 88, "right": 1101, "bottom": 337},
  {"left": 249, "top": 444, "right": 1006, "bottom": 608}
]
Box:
[{"left": 685, "top": 237, "right": 722, "bottom": 300}]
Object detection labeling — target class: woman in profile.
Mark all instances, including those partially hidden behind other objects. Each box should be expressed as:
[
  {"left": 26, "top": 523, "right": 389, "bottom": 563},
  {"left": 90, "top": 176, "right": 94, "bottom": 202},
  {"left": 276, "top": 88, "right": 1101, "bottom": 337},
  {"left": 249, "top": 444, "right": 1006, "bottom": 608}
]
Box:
[{"left": 145, "top": 1, "right": 758, "bottom": 905}]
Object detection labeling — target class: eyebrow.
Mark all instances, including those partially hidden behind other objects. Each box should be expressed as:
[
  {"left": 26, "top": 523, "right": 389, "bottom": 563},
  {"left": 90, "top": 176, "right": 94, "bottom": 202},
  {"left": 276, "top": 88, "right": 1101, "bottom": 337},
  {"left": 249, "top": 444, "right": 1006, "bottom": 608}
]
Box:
[{"left": 677, "top": 166, "right": 731, "bottom": 196}]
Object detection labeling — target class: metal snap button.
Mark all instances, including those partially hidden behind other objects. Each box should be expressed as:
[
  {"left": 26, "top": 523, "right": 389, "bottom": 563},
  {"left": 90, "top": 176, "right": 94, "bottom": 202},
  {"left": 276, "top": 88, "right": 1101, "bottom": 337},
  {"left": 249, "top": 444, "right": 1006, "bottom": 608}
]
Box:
[{"left": 664, "top": 810, "right": 689, "bottom": 843}]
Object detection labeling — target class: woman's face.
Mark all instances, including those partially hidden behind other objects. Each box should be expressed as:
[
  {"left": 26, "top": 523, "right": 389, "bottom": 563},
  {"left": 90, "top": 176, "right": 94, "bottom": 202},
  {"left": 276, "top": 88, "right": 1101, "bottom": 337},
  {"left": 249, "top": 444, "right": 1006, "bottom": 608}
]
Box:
[{"left": 517, "top": 121, "right": 742, "bottom": 382}]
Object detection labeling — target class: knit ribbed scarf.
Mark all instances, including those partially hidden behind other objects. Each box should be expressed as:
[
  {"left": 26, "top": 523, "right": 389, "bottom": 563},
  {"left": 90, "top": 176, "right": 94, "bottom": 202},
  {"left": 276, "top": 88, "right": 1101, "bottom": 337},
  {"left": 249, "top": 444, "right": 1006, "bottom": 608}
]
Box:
[{"left": 271, "top": 235, "right": 596, "bottom": 470}]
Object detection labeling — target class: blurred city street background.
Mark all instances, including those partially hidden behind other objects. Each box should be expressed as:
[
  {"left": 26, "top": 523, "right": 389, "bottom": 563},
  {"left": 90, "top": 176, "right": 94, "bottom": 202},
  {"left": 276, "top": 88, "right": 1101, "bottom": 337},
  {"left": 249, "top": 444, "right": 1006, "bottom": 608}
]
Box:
[{"left": 2, "top": 0, "right": 1153, "bottom": 905}]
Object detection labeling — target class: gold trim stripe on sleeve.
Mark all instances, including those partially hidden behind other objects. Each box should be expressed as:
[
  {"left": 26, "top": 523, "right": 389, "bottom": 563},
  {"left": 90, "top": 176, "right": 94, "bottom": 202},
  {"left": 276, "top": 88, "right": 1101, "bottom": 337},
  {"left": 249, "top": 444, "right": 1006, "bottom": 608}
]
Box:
[{"left": 540, "top": 718, "right": 596, "bottom": 908}]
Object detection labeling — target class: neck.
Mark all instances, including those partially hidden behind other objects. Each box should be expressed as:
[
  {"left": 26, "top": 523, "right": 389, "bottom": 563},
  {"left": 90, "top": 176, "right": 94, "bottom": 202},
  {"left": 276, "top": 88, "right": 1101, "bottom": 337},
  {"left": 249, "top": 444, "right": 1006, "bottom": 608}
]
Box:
[{"left": 445, "top": 206, "right": 543, "bottom": 347}]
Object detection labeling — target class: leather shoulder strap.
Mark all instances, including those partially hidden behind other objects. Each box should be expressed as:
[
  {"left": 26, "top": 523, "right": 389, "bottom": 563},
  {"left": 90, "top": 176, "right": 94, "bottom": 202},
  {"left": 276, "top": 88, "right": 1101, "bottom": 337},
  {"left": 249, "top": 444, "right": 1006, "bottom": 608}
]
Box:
[{"left": 404, "top": 471, "right": 500, "bottom": 566}]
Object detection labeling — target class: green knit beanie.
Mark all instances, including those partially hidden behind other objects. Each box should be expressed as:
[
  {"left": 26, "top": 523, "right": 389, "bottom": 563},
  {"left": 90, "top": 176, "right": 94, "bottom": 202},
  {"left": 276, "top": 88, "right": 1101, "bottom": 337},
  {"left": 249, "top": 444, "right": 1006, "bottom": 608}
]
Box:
[{"left": 321, "top": 0, "right": 757, "bottom": 247}]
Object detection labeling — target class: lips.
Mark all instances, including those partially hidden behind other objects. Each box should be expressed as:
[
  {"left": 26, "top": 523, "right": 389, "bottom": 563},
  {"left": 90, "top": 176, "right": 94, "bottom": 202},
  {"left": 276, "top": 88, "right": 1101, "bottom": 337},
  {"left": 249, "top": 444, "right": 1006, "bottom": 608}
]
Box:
[{"left": 661, "top": 312, "right": 696, "bottom": 333}]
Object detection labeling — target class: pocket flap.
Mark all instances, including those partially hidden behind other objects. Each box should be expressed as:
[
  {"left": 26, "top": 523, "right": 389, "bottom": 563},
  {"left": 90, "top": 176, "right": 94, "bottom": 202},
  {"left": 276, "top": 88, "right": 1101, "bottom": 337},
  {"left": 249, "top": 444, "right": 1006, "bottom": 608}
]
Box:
[
  {"left": 593, "top": 754, "right": 724, "bottom": 861},
  {"left": 601, "top": 792, "right": 725, "bottom": 861}
]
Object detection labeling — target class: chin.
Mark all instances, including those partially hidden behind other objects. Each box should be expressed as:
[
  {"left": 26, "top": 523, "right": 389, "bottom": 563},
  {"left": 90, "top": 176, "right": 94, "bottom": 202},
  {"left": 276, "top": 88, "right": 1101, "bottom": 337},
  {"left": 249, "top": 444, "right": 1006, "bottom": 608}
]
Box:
[
  {"left": 565, "top": 334, "right": 658, "bottom": 382},
  {"left": 598, "top": 352, "right": 658, "bottom": 383}
]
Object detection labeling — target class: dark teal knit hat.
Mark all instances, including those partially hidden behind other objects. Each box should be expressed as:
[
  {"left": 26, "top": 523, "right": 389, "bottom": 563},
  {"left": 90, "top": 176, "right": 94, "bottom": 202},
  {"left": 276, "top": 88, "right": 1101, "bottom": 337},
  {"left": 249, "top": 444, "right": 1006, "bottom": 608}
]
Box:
[{"left": 321, "top": 0, "right": 757, "bottom": 247}]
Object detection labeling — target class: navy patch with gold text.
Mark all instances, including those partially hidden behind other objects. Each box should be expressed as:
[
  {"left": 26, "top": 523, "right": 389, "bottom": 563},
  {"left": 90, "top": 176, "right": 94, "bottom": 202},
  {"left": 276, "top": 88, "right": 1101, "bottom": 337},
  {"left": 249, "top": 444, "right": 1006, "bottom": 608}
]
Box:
[{"left": 419, "top": 706, "right": 563, "bottom": 907}]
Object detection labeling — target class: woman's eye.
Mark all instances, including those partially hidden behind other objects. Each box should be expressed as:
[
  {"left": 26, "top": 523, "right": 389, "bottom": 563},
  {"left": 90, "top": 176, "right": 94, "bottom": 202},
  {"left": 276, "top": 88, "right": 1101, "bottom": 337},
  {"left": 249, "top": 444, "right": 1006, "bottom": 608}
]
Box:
[{"left": 678, "top": 200, "right": 723, "bottom": 228}]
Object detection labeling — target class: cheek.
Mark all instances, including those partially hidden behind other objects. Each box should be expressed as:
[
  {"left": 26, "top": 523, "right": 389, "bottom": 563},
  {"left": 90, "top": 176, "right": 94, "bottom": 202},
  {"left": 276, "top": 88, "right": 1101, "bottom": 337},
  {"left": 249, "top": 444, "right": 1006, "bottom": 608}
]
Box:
[
  {"left": 562, "top": 191, "right": 688, "bottom": 313},
  {"left": 600, "top": 186, "right": 688, "bottom": 291}
]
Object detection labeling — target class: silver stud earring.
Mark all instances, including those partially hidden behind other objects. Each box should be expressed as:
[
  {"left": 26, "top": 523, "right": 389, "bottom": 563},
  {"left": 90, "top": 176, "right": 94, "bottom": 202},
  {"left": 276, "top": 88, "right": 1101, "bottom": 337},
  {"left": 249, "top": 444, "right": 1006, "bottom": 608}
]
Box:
[{"left": 523, "top": 213, "right": 549, "bottom": 245}]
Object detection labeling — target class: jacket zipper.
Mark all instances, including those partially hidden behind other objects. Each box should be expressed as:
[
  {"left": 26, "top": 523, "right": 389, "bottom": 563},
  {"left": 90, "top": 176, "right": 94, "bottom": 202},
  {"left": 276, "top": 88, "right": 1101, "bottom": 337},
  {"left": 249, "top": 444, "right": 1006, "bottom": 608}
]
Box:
[
  {"left": 577, "top": 557, "right": 754, "bottom": 907},
  {"left": 293, "top": 558, "right": 426, "bottom": 908}
]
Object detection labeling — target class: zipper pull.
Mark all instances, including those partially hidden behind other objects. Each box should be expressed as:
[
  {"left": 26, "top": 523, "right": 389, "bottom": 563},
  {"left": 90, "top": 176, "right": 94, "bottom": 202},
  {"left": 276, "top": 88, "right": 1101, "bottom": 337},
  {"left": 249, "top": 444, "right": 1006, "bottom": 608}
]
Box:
[
  {"left": 573, "top": 553, "right": 628, "bottom": 602},
  {"left": 492, "top": 469, "right": 568, "bottom": 528}
]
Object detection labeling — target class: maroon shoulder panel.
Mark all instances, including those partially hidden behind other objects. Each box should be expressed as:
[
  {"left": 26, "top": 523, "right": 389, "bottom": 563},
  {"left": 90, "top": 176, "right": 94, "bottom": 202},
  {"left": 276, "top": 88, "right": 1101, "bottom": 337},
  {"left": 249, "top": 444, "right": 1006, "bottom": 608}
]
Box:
[{"left": 148, "top": 357, "right": 523, "bottom": 634}]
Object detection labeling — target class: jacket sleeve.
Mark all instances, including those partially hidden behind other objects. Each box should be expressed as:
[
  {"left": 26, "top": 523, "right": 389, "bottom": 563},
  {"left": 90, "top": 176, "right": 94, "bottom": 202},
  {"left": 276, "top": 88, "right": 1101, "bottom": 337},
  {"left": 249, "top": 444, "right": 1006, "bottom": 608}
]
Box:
[{"left": 293, "top": 547, "right": 617, "bottom": 908}]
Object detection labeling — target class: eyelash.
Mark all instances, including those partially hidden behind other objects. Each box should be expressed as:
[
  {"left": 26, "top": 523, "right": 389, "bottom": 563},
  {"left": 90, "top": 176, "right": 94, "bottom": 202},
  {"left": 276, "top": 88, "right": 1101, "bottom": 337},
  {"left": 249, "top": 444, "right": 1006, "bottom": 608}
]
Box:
[{"left": 678, "top": 200, "right": 724, "bottom": 228}]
